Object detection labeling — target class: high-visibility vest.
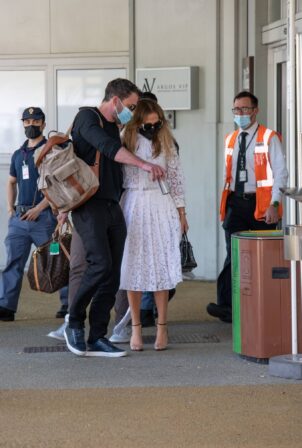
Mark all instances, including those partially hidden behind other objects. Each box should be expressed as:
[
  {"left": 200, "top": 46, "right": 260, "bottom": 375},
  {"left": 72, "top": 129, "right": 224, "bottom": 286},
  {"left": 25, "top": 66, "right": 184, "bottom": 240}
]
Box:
[{"left": 219, "top": 124, "right": 283, "bottom": 221}]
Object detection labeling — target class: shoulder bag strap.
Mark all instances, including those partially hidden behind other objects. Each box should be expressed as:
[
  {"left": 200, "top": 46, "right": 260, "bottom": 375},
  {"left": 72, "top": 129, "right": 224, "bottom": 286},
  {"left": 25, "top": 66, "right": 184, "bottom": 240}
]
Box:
[{"left": 35, "top": 135, "right": 70, "bottom": 167}]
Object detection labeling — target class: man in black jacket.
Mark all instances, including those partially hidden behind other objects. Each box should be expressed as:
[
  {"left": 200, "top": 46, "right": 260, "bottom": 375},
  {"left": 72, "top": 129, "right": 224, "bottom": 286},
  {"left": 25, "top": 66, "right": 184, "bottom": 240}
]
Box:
[{"left": 64, "top": 78, "right": 165, "bottom": 357}]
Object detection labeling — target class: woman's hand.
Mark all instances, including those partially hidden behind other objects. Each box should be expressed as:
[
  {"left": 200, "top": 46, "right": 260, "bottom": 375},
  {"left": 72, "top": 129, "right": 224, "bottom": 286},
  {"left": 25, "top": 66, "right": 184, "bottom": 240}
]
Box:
[
  {"left": 141, "top": 161, "right": 166, "bottom": 181},
  {"left": 178, "top": 208, "right": 189, "bottom": 234}
]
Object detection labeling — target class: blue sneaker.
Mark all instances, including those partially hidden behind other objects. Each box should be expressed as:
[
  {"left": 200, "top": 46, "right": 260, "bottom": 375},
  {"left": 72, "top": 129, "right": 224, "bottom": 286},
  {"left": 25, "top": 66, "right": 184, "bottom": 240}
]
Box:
[
  {"left": 86, "top": 338, "right": 127, "bottom": 357},
  {"left": 64, "top": 326, "right": 86, "bottom": 356}
]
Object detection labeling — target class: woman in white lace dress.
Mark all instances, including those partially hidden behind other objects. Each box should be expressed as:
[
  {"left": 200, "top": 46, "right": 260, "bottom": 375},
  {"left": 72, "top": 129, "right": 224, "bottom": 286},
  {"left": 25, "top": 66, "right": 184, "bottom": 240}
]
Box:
[{"left": 119, "top": 99, "right": 188, "bottom": 351}]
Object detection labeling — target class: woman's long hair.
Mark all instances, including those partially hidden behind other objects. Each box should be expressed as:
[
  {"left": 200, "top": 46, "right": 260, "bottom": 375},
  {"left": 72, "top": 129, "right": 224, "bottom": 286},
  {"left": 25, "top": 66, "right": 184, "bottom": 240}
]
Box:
[{"left": 123, "top": 99, "right": 175, "bottom": 158}]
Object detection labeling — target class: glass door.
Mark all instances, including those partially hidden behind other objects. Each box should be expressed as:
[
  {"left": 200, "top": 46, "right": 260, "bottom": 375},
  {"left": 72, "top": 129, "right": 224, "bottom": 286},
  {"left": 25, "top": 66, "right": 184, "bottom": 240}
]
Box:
[{"left": 56, "top": 68, "right": 127, "bottom": 132}]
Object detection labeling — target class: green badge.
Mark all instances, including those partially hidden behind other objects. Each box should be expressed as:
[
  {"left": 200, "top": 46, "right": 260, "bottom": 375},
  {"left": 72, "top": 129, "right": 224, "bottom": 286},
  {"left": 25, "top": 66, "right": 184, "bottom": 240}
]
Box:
[{"left": 50, "top": 242, "right": 60, "bottom": 255}]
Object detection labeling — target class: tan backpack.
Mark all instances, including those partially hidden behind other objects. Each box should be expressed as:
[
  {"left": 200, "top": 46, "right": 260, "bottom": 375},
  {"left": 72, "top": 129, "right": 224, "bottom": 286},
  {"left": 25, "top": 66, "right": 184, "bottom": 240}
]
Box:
[{"left": 35, "top": 111, "right": 102, "bottom": 213}]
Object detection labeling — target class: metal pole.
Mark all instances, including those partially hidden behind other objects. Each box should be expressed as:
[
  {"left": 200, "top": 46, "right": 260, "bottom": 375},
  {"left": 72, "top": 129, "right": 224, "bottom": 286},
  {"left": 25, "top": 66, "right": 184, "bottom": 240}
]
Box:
[
  {"left": 287, "top": 0, "right": 298, "bottom": 355},
  {"left": 296, "top": 35, "right": 302, "bottom": 355}
]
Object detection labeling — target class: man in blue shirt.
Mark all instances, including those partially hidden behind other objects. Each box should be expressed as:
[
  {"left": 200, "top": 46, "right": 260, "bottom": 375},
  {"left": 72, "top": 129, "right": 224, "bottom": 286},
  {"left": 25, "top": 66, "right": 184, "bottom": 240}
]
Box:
[{"left": 0, "top": 107, "right": 68, "bottom": 321}]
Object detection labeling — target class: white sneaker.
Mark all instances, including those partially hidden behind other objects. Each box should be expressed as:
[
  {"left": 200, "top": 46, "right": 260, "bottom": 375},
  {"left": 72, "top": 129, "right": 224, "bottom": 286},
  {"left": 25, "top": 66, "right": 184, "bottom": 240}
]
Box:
[
  {"left": 47, "top": 314, "right": 69, "bottom": 341},
  {"left": 109, "top": 326, "right": 131, "bottom": 343}
]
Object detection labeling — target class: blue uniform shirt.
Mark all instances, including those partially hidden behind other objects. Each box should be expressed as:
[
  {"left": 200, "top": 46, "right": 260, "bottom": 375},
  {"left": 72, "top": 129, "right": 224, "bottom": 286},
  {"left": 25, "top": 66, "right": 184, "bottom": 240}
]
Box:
[{"left": 9, "top": 138, "right": 46, "bottom": 206}]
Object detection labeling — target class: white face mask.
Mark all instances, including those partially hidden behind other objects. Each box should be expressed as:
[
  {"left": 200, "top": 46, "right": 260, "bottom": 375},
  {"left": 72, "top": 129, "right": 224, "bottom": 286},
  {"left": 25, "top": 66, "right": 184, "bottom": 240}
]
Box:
[{"left": 233, "top": 114, "right": 251, "bottom": 129}]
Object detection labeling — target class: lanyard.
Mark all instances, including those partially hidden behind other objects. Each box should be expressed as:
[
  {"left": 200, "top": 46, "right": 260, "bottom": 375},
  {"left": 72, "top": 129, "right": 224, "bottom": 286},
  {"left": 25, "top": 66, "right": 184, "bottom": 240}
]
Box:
[
  {"left": 21, "top": 147, "right": 30, "bottom": 164},
  {"left": 239, "top": 124, "right": 259, "bottom": 153},
  {"left": 236, "top": 125, "right": 260, "bottom": 179},
  {"left": 21, "top": 138, "right": 46, "bottom": 164}
]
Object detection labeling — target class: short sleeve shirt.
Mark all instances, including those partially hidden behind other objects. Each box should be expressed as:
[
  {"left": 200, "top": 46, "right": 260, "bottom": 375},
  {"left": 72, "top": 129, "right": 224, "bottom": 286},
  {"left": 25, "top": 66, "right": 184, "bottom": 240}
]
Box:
[{"left": 9, "top": 138, "right": 46, "bottom": 206}]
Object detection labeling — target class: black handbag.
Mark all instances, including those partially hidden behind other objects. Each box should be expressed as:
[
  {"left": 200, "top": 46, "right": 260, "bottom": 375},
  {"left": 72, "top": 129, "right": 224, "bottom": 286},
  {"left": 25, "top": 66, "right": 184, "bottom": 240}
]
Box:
[
  {"left": 27, "top": 222, "right": 72, "bottom": 293},
  {"left": 180, "top": 232, "right": 197, "bottom": 273}
]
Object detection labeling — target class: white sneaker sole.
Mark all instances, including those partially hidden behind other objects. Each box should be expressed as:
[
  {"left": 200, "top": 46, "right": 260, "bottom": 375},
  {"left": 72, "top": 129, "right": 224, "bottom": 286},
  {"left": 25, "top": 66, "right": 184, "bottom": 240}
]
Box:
[
  {"left": 86, "top": 350, "right": 128, "bottom": 357},
  {"left": 47, "top": 331, "right": 65, "bottom": 341},
  {"left": 64, "top": 330, "right": 86, "bottom": 356},
  {"left": 109, "top": 335, "right": 131, "bottom": 343}
]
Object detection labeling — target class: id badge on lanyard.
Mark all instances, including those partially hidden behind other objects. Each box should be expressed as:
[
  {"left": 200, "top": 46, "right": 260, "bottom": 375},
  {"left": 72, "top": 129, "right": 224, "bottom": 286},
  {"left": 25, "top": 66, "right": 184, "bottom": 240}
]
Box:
[
  {"left": 22, "top": 161, "right": 29, "bottom": 180},
  {"left": 239, "top": 170, "right": 248, "bottom": 182}
]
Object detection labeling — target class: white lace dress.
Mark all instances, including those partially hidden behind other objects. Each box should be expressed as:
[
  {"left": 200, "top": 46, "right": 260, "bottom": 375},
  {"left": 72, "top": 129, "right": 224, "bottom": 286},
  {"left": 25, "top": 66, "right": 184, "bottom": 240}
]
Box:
[{"left": 119, "top": 134, "right": 185, "bottom": 291}]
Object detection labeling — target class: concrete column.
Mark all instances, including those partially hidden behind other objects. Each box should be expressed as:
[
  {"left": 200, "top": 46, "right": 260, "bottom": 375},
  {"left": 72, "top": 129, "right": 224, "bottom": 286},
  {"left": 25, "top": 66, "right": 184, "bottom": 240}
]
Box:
[{"left": 217, "top": 0, "right": 240, "bottom": 271}]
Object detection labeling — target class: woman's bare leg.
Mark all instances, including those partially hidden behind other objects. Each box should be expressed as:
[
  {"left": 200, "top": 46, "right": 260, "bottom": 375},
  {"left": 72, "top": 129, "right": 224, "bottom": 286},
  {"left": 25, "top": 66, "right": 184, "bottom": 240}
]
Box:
[
  {"left": 127, "top": 290, "right": 143, "bottom": 351},
  {"left": 154, "top": 290, "right": 169, "bottom": 350}
]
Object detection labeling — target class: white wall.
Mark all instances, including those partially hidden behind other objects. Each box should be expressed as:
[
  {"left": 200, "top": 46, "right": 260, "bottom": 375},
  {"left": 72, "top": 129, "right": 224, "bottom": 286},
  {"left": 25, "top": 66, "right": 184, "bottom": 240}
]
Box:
[
  {"left": 135, "top": 0, "right": 220, "bottom": 279},
  {"left": 217, "top": 0, "right": 240, "bottom": 272},
  {"left": 0, "top": 0, "right": 129, "bottom": 54}
]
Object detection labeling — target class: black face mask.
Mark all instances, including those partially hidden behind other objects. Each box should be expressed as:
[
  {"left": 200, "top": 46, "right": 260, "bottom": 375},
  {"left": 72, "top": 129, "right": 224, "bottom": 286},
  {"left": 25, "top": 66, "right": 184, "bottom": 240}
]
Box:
[
  {"left": 139, "top": 127, "right": 158, "bottom": 140},
  {"left": 25, "top": 125, "right": 42, "bottom": 139},
  {"left": 139, "top": 120, "right": 163, "bottom": 140}
]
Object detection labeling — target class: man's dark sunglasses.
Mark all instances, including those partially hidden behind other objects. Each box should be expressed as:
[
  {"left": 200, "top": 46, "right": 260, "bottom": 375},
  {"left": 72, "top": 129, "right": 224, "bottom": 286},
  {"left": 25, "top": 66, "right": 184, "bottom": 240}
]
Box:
[{"left": 140, "top": 120, "right": 163, "bottom": 131}]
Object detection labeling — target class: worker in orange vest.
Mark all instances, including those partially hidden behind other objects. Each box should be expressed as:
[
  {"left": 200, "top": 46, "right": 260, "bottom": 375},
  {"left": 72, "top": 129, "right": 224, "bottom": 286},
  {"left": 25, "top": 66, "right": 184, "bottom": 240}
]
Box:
[{"left": 207, "top": 91, "right": 288, "bottom": 323}]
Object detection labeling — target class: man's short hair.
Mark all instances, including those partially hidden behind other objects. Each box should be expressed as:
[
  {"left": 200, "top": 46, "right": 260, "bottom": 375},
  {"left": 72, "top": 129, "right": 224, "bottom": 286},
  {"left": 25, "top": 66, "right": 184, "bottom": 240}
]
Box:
[
  {"left": 22, "top": 107, "right": 45, "bottom": 122},
  {"left": 233, "top": 91, "right": 258, "bottom": 108},
  {"left": 103, "top": 78, "right": 141, "bottom": 101}
]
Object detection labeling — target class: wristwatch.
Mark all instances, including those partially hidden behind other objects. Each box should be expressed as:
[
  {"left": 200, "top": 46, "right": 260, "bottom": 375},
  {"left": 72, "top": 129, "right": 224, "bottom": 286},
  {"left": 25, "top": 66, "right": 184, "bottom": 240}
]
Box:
[{"left": 271, "top": 201, "right": 280, "bottom": 208}]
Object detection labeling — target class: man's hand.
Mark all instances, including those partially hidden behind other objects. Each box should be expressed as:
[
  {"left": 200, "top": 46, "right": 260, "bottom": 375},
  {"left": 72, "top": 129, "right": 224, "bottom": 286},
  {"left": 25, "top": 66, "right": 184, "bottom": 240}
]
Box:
[
  {"left": 264, "top": 205, "right": 279, "bottom": 224},
  {"left": 20, "top": 206, "right": 41, "bottom": 222},
  {"left": 141, "top": 161, "right": 166, "bottom": 181}
]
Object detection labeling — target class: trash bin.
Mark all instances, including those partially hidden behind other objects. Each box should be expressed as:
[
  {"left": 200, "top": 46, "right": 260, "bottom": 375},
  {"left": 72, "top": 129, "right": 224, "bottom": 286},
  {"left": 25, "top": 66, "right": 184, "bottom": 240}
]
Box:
[{"left": 231, "top": 230, "right": 302, "bottom": 362}]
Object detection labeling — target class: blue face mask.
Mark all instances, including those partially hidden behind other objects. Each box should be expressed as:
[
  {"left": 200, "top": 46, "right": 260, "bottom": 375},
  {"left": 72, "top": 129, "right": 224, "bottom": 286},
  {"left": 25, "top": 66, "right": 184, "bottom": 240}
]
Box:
[
  {"left": 234, "top": 114, "right": 251, "bottom": 129},
  {"left": 116, "top": 104, "right": 132, "bottom": 125}
]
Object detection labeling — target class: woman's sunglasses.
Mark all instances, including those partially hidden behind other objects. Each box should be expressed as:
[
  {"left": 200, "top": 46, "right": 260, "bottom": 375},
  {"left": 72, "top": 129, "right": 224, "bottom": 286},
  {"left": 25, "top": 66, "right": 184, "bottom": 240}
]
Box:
[{"left": 140, "top": 120, "right": 163, "bottom": 131}]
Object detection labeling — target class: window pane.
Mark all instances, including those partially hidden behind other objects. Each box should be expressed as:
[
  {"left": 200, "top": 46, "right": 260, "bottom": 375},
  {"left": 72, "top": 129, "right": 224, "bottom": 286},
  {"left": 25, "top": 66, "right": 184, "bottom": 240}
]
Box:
[
  {"left": 0, "top": 71, "right": 45, "bottom": 154},
  {"left": 297, "top": 0, "right": 302, "bottom": 12},
  {"left": 281, "top": 0, "right": 287, "bottom": 18},
  {"left": 268, "top": 0, "right": 281, "bottom": 22},
  {"left": 57, "top": 68, "right": 127, "bottom": 132}
]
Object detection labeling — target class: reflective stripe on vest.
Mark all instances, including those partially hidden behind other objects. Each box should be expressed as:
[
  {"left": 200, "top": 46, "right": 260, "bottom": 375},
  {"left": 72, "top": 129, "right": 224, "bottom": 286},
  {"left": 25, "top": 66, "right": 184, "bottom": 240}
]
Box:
[
  {"left": 219, "top": 130, "right": 239, "bottom": 221},
  {"left": 254, "top": 126, "right": 274, "bottom": 188},
  {"left": 224, "top": 130, "right": 239, "bottom": 188}
]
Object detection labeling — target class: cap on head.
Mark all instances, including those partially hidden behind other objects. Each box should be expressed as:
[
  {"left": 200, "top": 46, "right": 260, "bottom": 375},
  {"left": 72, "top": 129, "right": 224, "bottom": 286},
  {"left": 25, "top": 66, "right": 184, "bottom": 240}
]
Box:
[{"left": 22, "top": 107, "right": 45, "bottom": 121}]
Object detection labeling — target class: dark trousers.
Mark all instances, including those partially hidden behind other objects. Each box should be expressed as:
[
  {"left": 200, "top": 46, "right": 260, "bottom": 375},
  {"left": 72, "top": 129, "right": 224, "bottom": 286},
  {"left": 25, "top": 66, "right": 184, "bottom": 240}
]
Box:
[
  {"left": 69, "top": 199, "right": 127, "bottom": 343},
  {"left": 217, "top": 193, "right": 277, "bottom": 309},
  {"left": 68, "top": 227, "right": 87, "bottom": 306}
]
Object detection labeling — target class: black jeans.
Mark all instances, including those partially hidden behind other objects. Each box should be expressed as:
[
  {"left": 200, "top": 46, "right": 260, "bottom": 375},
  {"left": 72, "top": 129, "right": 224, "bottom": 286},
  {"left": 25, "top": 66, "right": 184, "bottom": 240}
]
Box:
[
  {"left": 69, "top": 199, "right": 127, "bottom": 343},
  {"left": 217, "top": 193, "right": 277, "bottom": 308}
]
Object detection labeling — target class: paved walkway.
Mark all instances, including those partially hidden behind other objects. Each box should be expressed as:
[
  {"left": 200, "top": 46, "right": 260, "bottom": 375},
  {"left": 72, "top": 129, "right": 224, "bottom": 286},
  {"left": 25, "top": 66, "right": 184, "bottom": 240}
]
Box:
[{"left": 0, "top": 279, "right": 301, "bottom": 447}]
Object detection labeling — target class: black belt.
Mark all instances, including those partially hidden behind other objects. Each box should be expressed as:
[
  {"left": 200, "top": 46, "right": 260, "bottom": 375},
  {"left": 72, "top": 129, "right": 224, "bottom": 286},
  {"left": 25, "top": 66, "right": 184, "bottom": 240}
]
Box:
[
  {"left": 15, "top": 205, "right": 33, "bottom": 213},
  {"left": 231, "top": 192, "right": 256, "bottom": 200}
]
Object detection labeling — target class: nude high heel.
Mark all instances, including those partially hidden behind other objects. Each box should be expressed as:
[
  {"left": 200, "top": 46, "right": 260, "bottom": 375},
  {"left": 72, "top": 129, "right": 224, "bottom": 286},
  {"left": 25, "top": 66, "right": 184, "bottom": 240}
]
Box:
[
  {"left": 154, "top": 323, "right": 168, "bottom": 351},
  {"left": 130, "top": 323, "right": 143, "bottom": 351}
]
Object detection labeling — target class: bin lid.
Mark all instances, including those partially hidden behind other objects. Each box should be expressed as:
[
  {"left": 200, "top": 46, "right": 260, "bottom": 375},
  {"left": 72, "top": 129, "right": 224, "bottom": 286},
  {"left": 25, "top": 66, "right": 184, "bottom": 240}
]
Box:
[{"left": 232, "top": 230, "right": 284, "bottom": 240}]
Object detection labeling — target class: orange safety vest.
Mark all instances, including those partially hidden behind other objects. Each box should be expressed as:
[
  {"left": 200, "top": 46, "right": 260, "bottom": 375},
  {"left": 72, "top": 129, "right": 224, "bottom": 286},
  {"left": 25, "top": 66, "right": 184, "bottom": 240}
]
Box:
[{"left": 219, "top": 124, "right": 283, "bottom": 221}]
